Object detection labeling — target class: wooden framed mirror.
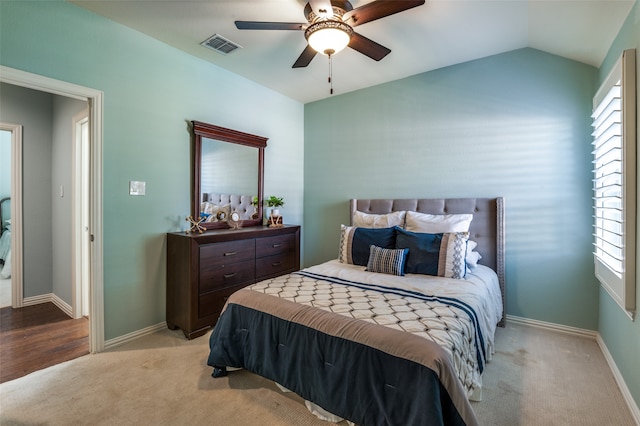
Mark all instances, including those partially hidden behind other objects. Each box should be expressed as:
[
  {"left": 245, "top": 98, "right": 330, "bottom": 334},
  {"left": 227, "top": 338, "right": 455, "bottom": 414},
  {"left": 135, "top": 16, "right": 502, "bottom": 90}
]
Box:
[{"left": 191, "top": 121, "right": 267, "bottom": 230}]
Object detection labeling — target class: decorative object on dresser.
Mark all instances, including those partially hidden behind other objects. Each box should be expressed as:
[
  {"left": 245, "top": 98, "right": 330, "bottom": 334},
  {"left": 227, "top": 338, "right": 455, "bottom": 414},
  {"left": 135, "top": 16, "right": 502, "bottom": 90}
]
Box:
[
  {"left": 266, "top": 195, "right": 285, "bottom": 228},
  {"left": 166, "top": 225, "right": 300, "bottom": 339},
  {"left": 185, "top": 215, "right": 206, "bottom": 234},
  {"left": 227, "top": 211, "right": 242, "bottom": 230}
]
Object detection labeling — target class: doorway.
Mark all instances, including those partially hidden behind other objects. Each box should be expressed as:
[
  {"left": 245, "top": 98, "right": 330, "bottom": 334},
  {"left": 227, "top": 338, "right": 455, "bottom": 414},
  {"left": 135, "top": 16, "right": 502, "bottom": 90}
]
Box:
[
  {"left": 0, "top": 124, "right": 22, "bottom": 309},
  {"left": 0, "top": 65, "right": 105, "bottom": 352}
]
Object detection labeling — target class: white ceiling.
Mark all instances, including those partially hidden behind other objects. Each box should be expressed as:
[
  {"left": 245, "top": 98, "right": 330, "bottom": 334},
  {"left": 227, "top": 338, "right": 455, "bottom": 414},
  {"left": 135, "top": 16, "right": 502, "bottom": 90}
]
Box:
[{"left": 71, "top": 0, "right": 635, "bottom": 104}]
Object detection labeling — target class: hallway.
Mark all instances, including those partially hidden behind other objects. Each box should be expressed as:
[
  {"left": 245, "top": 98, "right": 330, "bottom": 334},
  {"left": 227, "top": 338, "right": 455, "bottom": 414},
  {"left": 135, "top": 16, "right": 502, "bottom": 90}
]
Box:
[{"left": 0, "top": 302, "right": 89, "bottom": 383}]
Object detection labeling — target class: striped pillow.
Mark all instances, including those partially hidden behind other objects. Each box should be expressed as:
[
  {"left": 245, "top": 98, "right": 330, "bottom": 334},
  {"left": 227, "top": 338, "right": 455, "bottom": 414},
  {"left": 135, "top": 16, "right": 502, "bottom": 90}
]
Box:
[{"left": 366, "top": 245, "right": 409, "bottom": 276}]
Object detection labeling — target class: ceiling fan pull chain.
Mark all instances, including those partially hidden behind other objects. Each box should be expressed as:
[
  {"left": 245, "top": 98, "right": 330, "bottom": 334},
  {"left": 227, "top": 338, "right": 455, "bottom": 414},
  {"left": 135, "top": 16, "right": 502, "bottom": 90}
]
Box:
[{"left": 328, "top": 52, "right": 333, "bottom": 95}]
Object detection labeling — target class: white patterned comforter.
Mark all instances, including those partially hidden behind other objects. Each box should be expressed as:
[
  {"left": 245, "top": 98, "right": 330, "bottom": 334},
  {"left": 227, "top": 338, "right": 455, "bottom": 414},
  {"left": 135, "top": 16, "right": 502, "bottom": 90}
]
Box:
[{"left": 249, "top": 259, "right": 503, "bottom": 399}]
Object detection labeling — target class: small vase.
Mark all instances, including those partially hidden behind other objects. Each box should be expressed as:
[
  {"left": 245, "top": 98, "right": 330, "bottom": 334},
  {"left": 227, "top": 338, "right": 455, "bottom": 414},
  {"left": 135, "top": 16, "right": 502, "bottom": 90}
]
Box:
[{"left": 271, "top": 208, "right": 280, "bottom": 217}]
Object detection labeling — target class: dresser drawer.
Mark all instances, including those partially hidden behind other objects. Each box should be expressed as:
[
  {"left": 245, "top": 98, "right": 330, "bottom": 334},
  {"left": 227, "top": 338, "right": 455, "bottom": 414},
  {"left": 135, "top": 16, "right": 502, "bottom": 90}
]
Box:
[
  {"left": 199, "top": 260, "right": 255, "bottom": 294},
  {"left": 199, "top": 284, "right": 248, "bottom": 319},
  {"left": 200, "top": 239, "right": 254, "bottom": 268},
  {"left": 256, "top": 252, "right": 296, "bottom": 279},
  {"left": 256, "top": 234, "right": 295, "bottom": 258}
]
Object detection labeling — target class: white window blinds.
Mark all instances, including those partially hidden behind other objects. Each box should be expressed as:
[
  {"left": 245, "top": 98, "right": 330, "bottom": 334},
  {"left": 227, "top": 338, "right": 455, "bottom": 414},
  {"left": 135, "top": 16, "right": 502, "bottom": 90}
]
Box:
[{"left": 592, "top": 49, "right": 636, "bottom": 319}]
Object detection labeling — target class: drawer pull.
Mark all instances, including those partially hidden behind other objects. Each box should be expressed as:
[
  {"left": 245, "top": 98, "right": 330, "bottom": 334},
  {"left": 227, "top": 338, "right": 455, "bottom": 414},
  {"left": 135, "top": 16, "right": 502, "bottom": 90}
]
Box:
[
  {"left": 271, "top": 261, "right": 282, "bottom": 267},
  {"left": 272, "top": 244, "right": 282, "bottom": 248},
  {"left": 224, "top": 251, "right": 237, "bottom": 256},
  {"left": 223, "top": 273, "right": 237, "bottom": 279}
]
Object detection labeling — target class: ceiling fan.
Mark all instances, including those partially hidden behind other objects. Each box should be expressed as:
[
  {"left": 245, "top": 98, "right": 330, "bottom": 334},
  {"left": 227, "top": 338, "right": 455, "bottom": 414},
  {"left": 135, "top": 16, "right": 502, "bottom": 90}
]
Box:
[{"left": 235, "top": 0, "right": 426, "bottom": 68}]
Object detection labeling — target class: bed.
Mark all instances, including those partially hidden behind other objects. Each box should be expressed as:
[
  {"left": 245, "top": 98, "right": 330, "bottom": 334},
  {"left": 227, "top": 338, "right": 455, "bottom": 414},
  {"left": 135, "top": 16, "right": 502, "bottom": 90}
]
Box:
[
  {"left": 0, "top": 197, "right": 11, "bottom": 278},
  {"left": 207, "top": 197, "right": 505, "bottom": 426}
]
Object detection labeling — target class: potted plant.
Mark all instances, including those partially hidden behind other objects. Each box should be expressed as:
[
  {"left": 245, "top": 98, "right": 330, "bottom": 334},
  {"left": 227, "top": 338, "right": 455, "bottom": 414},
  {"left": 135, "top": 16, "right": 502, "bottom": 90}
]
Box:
[{"left": 266, "top": 195, "right": 284, "bottom": 217}]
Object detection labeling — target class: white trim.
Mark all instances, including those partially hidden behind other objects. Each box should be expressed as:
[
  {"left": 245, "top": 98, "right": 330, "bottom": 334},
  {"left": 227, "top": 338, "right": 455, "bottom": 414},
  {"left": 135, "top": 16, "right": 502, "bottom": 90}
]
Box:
[
  {"left": 51, "top": 293, "right": 73, "bottom": 318},
  {"left": 0, "top": 123, "right": 23, "bottom": 308},
  {"left": 0, "top": 65, "right": 105, "bottom": 353},
  {"left": 104, "top": 322, "right": 166, "bottom": 350},
  {"left": 23, "top": 294, "right": 55, "bottom": 307},
  {"left": 71, "top": 110, "right": 90, "bottom": 320},
  {"left": 21, "top": 293, "right": 73, "bottom": 318},
  {"left": 506, "top": 315, "right": 598, "bottom": 339},
  {"left": 597, "top": 334, "right": 640, "bottom": 424}
]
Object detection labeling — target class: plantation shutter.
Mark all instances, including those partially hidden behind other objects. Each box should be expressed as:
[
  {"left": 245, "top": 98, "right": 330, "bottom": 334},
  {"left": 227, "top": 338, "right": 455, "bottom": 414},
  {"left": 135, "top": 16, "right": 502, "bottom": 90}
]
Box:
[{"left": 592, "top": 49, "right": 636, "bottom": 319}]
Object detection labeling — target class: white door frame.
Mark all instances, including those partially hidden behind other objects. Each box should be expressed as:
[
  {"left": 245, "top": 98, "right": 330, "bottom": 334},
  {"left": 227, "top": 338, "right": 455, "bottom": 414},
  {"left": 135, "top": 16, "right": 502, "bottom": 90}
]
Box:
[
  {"left": 72, "top": 110, "right": 90, "bottom": 319},
  {"left": 0, "top": 123, "right": 23, "bottom": 308},
  {"left": 1, "top": 65, "right": 105, "bottom": 353}
]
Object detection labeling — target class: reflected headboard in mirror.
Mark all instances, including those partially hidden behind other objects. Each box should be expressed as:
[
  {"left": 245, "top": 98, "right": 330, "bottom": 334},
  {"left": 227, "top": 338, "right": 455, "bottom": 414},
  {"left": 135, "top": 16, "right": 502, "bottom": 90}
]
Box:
[{"left": 191, "top": 121, "right": 267, "bottom": 230}]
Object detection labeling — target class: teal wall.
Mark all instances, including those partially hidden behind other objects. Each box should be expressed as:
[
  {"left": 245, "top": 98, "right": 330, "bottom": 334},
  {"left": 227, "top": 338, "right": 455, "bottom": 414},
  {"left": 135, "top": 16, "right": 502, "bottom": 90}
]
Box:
[
  {"left": 0, "top": 1, "right": 304, "bottom": 340},
  {"left": 304, "top": 48, "right": 599, "bottom": 331},
  {"left": 597, "top": 1, "right": 640, "bottom": 411}
]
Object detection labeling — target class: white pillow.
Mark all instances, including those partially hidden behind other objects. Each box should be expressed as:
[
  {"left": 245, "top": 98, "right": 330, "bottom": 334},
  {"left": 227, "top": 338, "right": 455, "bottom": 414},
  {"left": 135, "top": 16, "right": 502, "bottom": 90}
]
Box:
[
  {"left": 352, "top": 210, "right": 405, "bottom": 228},
  {"left": 405, "top": 211, "right": 473, "bottom": 233},
  {"left": 1, "top": 251, "right": 11, "bottom": 279},
  {"left": 466, "top": 240, "right": 482, "bottom": 269}
]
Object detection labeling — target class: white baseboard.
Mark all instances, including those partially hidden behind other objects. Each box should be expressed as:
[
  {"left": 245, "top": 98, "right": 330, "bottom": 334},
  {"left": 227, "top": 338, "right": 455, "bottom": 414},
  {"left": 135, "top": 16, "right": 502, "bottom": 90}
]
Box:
[
  {"left": 51, "top": 293, "right": 73, "bottom": 317},
  {"left": 506, "top": 314, "right": 639, "bottom": 423},
  {"left": 506, "top": 314, "right": 598, "bottom": 339},
  {"left": 596, "top": 334, "right": 640, "bottom": 425},
  {"left": 22, "top": 293, "right": 53, "bottom": 307},
  {"left": 22, "top": 293, "right": 73, "bottom": 318},
  {"left": 104, "top": 322, "right": 166, "bottom": 350}
]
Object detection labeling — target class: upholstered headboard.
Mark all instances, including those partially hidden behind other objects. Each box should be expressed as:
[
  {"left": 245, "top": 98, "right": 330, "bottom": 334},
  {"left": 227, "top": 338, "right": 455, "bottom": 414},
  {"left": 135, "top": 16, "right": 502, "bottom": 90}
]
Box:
[
  {"left": 350, "top": 197, "right": 505, "bottom": 325},
  {"left": 202, "top": 193, "right": 255, "bottom": 220}
]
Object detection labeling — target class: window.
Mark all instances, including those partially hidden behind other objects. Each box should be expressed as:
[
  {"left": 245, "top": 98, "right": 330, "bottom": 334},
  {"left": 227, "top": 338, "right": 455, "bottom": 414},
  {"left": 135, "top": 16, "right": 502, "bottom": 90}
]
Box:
[{"left": 592, "top": 49, "right": 636, "bottom": 319}]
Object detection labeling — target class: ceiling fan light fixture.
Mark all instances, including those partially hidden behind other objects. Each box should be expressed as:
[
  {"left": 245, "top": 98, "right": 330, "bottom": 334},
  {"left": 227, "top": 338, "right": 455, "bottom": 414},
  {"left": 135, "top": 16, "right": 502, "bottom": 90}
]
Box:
[{"left": 305, "top": 21, "right": 353, "bottom": 55}]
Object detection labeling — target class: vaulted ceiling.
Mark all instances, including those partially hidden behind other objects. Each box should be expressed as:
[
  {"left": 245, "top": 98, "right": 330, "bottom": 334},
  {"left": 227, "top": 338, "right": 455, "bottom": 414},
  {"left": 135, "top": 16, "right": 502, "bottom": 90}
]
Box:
[{"left": 72, "top": 0, "right": 635, "bottom": 103}]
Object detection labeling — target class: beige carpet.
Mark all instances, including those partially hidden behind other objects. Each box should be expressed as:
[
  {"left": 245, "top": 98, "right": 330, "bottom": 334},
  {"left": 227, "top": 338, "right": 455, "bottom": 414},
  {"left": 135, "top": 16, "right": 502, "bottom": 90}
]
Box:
[{"left": 0, "top": 322, "right": 636, "bottom": 426}]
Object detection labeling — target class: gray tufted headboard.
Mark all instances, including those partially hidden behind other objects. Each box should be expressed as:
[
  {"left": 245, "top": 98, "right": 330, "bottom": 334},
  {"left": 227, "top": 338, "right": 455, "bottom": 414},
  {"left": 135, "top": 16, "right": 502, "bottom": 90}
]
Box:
[
  {"left": 202, "top": 193, "right": 255, "bottom": 220},
  {"left": 350, "top": 197, "right": 505, "bottom": 326}
]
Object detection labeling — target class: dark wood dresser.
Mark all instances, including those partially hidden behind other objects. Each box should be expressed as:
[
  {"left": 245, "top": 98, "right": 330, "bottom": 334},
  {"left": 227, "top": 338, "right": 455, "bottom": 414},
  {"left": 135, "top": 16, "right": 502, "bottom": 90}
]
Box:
[{"left": 166, "top": 225, "right": 300, "bottom": 339}]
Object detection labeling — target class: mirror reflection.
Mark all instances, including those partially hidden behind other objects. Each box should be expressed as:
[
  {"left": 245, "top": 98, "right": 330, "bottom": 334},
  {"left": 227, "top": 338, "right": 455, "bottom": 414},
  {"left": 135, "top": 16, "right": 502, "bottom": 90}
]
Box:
[
  {"left": 191, "top": 120, "right": 267, "bottom": 230},
  {"left": 200, "top": 138, "right": 259, "bottom": 223}
]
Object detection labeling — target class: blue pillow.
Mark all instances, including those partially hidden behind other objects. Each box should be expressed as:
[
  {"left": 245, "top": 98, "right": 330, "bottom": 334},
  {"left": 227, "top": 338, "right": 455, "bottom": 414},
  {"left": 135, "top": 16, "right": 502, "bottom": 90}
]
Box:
[
  {"left": 366, "top": 245, "right": 409, "bottom": 276},
  {"left": 395, "top": 227, "right": 469, "bottom": 278},
  {"left": 395, "top": 228, "right": 442, "bottom": 275},
  {"left": 339, "top": 226, "right": 397, "bottom": 266}
]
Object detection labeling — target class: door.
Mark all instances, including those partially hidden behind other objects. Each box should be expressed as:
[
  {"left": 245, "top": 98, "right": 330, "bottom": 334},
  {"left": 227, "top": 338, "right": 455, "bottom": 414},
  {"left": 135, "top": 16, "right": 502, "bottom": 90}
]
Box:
[{"left": 73, "top": 112, "right": 90, "bottom": 318}]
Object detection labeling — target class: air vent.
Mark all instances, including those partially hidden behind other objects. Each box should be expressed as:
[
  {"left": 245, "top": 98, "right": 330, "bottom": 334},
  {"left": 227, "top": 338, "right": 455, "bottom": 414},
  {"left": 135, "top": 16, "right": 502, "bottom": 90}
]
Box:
[{"left": 201, "top": 34, "right": 242, "bottom": 55}]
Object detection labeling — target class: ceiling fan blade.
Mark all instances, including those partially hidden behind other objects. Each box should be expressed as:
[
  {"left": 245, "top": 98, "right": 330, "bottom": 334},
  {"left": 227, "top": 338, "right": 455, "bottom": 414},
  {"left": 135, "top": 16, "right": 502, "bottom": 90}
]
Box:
[
  {"left": 348, "top": 32, "right": 391, "bottom": 61},
  {"left": 292, "top": 45, "right": 317, "bottom": 68},
  {"left": 308, "top": 0, "right": 334, "bottom": 19},
  {"left": 344, "top": 0, "right": 425, "bottom": 27},
  {"left": 235, "top": 21, "right": 305, "bottom": 31}
]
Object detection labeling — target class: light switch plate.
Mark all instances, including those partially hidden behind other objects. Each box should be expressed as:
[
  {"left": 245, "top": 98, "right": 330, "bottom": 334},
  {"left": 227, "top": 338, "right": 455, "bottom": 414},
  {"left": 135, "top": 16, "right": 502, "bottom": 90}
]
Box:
[{"left": 129, "top": 181, "right": 146, "bottom": 196}]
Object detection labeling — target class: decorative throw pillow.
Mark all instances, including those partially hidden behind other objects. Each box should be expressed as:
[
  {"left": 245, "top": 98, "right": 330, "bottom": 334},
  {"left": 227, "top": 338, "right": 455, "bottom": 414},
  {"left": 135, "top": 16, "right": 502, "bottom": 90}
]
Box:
[
  {"left": 395, "top": 228, "right": 469, "bottom": 279},
  {"left": 352, "top": 210, "right": 406, "bottom": 228},
  {"left": 338, "top": 225, "right": 397, "bottom": 266},
  {"left": 405, "top": 211, "right": 473, "bottom": 233},
  {"left": 438, "top": 232, "right": 469, "bottom": 279},
  {"left": 395, "top": 228, "right": 441, "bottom": 276},
  {"left": 366, "top": 245, "right": 409, "bottom": 276}
]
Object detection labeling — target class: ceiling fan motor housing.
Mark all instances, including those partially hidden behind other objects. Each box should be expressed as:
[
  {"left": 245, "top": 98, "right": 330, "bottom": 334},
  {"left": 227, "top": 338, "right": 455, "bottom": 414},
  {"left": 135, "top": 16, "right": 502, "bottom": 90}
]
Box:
[{"left": 304, "top": 1, "right": 353, "bottom": 23}]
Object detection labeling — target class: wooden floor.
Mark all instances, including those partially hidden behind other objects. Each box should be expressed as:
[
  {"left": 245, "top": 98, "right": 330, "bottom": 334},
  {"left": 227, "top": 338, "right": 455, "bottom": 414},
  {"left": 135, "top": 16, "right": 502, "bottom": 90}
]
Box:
[{"left": 0, "top": 302, "right": 89, "bottom": 383}]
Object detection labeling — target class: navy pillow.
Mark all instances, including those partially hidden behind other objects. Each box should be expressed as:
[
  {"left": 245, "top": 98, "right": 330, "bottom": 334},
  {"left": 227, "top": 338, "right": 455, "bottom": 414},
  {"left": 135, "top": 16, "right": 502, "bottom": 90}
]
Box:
[
  {"left": 395, "top": 228, "right": 443, "bottom": 275},
  {"left": 339, "top": 226, "right": 397, "bottom": 266}
]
